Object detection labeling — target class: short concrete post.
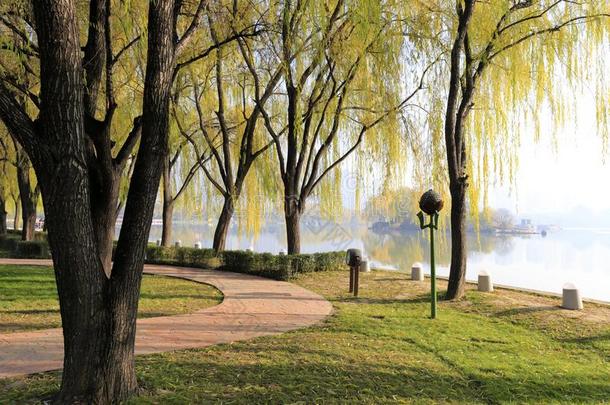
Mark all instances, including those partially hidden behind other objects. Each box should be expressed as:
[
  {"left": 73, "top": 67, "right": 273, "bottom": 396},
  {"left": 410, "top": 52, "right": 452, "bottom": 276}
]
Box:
[
  {"left": 194, "top": 242, "right": 202, "bottom": 249},
  {"left": 477, "top": 271, "right": 493, "bottom": 292},
  {"left": 411, "top": 262, "right": 424, "bottom": 281},
  {"left": 562, "top": 283, "right": 583, "bottom": 310},
  {"left": 175, "top": 240, "right": 182, "bottom": 248},
  {"left": 359, "top": 258, "right": 370, "bottom": 272},
  {"left": 156, "top": 239, "right": 161, "bottom": 246}
]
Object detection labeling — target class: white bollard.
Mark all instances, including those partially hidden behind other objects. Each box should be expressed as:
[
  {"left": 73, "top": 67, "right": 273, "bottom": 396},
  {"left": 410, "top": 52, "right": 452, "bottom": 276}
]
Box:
[
  {"left": 175, "top": 240, "right": 182, "bottom": 248},
  {"left": 156, "top": 239, "right": 161, "bottom": 247},
  {"left": 359, "top": 259, "right": 370, "bottom": 273},
  {"left": 477, "top": 271, "right": 493, "bottom": 292},
  {"left": 194, "top": 242, "right": 202, "bottom": 249},
  {"left": 562, "top": 283, "right": 583, "bottom": 310},
  {"left": 411, "top": 262, "right": 424, "bottom": 281}
]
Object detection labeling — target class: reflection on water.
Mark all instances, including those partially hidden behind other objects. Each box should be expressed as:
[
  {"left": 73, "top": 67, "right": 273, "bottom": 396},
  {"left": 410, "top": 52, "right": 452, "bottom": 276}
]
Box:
[{"left": 139, "top": 222, "right": 610, "bottom": 301}]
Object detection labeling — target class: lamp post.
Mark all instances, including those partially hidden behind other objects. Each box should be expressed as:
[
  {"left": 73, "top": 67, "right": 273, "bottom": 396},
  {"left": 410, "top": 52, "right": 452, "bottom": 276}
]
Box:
[{"left": 417, "top": 189, "right": 444, "bottom": 319}]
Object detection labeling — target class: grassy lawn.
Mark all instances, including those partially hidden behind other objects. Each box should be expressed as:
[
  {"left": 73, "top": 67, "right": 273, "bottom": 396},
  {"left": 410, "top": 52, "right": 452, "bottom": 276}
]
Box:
[
  {"left": 1, "top": 269, "right": 609, "bottom": 404},
  {"left": 0, "top": 265, "right": 223, "bottom": 333}
]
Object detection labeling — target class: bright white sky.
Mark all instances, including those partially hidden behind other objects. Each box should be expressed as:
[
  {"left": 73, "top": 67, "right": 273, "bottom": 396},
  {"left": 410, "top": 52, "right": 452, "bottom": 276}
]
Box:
[{"left": 489, "top": 91, "right": 610, "bottom": 216}]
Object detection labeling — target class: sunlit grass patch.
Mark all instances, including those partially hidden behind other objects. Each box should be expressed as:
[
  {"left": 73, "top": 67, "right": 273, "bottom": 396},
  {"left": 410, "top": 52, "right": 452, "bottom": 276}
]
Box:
[{"left": 0, "top": 265, "right": 222, "bottom": 333}]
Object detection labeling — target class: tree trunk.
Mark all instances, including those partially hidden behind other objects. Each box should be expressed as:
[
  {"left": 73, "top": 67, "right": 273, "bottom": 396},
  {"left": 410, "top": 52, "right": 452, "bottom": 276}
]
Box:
[
  {"left": 28, "top": 1, "right": 112, "bottom": 401},
  {"left": 16, "top": 154, "right": 37, "bottom": 241},
  {"left": 443, "top": 2, "right": 474, "bottom": 301},
  {"left": 13, "top": 199, "right": 19, "bottom": 231},
  {"left": 161, "top": 158, "right": 174, "bottom": 247},
  {"left": 0, "top": 195, "right": 6, "bottom": 235},
  {"left": 161, "top": 200, "right": 174, "bottom": 247},
  {"left": 213, "top": 196, "right": 234, "bottom": 252},
  {"left": 104, "top": 0, "right": 176, "bottom": 401},
  {"left": 0, "top": 0, "right": 175, "bottom": 400},
  {"left": 445, "top": 182, "right": 467, "bottom": 300},
  {"left": 285, "top": 209, "right": 301, "bottom": 254},
  {"left": 90, "top": 174, "right": 121, "bottom": 277},
  {"left": 284, "top": 192, "right": 303, "bottom": 254},
  {"left": 21, "top": 202, "right": 36, "bottom": 241}
]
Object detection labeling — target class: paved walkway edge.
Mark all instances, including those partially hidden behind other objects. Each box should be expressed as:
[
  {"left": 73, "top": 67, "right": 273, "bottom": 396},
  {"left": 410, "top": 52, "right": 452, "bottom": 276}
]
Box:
[{"left": 0, "top": 259, "right": 333, "bottom": 378}]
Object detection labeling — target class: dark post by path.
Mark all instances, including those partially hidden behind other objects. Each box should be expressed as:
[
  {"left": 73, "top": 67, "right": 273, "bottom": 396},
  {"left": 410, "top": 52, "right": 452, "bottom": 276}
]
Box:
[{"left": 346, "top": 249, "right": 362, "bottom": 297}]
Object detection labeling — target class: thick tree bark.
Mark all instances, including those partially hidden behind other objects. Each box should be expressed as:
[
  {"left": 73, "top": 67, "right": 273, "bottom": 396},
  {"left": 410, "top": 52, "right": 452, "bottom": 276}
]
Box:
[
  {"left": 446, "top": 182, "right": 467, "bottom": 299},
  {"left": 90, "top": 173, "right": 121, "bottom": 276},
  {"left": 161, "top": 201, "right": 174, "bottom": 247},
  {"left": 213, "top": 196, "right": 234, "bottom": 252},
  {"left": 285, "top": 206, "right": 301, "bottom": 255},
  {"left": 27, "top": 1, "right": 111, "bottom": 402},
  {"left": 0, "top": 1, "right": 175, "bottom": 400},
  {"left": 106, "top": 0, "right": 176, "bottom": 401}
]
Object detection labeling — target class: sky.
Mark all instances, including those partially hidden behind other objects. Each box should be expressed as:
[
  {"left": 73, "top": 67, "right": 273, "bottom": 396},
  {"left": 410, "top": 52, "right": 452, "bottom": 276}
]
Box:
[
  {"left": 342, "top": 81, "right": 610, "bottom": 227},
  {"left": 488, "top": 91, "right": 610, "bottom": 219}
]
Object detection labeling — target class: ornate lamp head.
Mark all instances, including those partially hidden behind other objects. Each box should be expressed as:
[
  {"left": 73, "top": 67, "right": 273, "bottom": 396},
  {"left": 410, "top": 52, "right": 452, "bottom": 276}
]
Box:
[{"left": 419, "top": 189, "right": 444, "bottom": 215}]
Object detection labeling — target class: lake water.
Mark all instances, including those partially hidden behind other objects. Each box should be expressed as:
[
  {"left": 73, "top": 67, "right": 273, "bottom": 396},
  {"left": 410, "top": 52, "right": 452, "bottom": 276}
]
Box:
[{"left": 145, "top": 220, "right": 610, "bottom": 302}]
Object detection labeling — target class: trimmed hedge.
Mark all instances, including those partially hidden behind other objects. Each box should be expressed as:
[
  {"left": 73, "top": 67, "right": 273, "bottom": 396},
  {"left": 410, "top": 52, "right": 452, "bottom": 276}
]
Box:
[
  {"left": 0, "top": 235, "right": 18, "bottom": 251},
  {"left": 145, "top": 246, "right": 221, "bottom": 269},
  {"left": 147, "top": 246, "right": 346, "bottom": 281},
  {"left": 14, "top": 240, "right": 50, "bottom": 258},
  {"left": 0, "top": 232, "right": 50, "bottom": 258}
]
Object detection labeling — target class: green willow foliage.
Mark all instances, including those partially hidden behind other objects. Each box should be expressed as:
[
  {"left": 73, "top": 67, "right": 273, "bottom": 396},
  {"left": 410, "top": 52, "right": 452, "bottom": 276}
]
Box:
[
  {"left": 416, "top": 0, "right": 610, "bottom": 228},
  {"left": 1, "top": 0, "right": 609, "bottom": 240}
]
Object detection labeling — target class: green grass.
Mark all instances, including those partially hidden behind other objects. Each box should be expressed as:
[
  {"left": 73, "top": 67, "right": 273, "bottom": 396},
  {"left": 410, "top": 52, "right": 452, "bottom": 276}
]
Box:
[
  {"left": 0, "top": 265, "right": 223, "bottom": 333},
  {"left": 1, "top": 269, "right": 609, "bottom": 404}
]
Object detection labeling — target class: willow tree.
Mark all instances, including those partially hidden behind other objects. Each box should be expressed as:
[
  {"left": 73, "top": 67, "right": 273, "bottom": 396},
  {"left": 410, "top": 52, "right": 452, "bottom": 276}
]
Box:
[
  {"left": 428, "top": 0, "right": 610, "bottom": 299},
  {"left": 183, "top": 3, "right": 277, "bottom": 252},
  {"left": 251, "top": 0, "right": 431, "bottom": 253},
  {"left": 0, "top": 0, "right": 223, "bottom": 401},
  {"left": 160, "top": 90, "right": 212, "bottom": 246},
  {"left": 0, "top": 20, "right": 42, "bottom": 241}
]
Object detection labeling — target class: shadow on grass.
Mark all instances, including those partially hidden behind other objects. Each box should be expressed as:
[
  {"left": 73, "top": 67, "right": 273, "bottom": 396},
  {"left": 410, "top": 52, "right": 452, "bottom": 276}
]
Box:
[
  {"left": 493, "top": 305, "right": 562, "bottom": 317},
  {"left": 560, "top": 332, "right": 610, "bottom": 345},
  {"left": 132, "top": 354, "right": 610, "bottom": 404},
  {"left": 139, "top": 294, "right": 220, "bottom": 300},
  {"left": 332, "top": 294, "right": 431, "bottom": 305},
  {"left": 0, "top": 309, "right": 57, "bottom": 315}
]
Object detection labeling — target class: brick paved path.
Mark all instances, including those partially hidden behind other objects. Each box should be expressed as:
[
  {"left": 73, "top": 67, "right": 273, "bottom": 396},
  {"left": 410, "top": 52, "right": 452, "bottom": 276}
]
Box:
[{"left": 0, "top": 259, "right": 333, "bottom": 378}]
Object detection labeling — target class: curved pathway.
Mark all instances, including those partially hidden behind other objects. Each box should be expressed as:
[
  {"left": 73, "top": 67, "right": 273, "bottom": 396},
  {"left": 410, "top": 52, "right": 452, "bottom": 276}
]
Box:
[{"left": 0, "top": 259, "right": 333, "bottom": 378}]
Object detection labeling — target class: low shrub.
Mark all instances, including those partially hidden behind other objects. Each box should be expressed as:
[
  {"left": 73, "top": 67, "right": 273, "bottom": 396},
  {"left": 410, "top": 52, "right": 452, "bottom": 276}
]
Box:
[
  {"left": 13, "top": 240, "right": 50, "bottom": 258},
  {"left": 220, "top": 250, "right": 346, "bottom": 281},
  {"left": 221, "top": 251, "right": 294, "bottom": 280},
  {"left": 0, "top": 235, "right": 19, "bottom": 251},
  {"left": 145, "top": 245, "right": 221, "bottom": 268},
  {"left": 143, "top": 246, "right": 346, "bottom": 281}
]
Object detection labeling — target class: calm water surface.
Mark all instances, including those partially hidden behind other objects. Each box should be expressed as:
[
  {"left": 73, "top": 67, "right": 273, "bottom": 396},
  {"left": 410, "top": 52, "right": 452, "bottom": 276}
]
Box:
[{"left": 144, "top": 221, "right": 610, "bottom": 302}]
